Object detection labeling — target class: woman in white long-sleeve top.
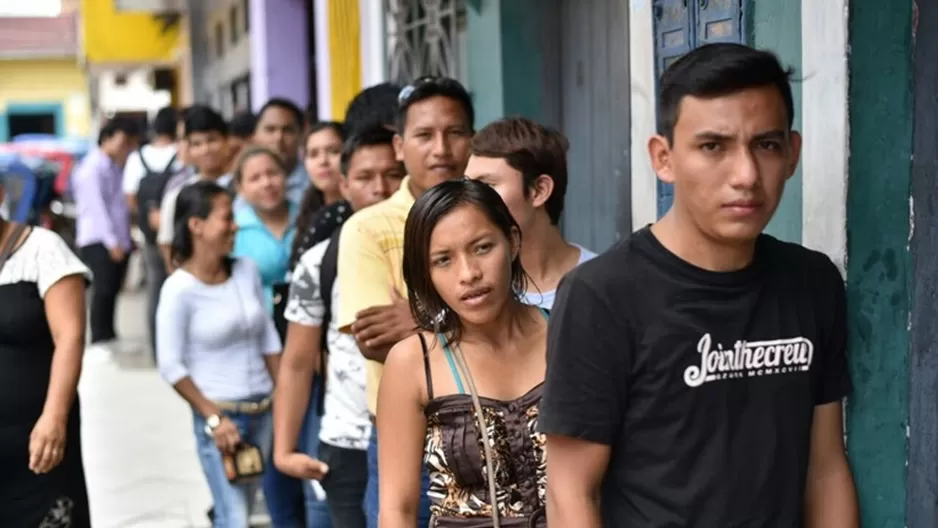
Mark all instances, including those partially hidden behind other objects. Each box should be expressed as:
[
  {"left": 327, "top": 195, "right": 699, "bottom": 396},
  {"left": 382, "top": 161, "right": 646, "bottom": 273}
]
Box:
[{"left": 156, "top": 180, "right": 282, "bottom": 528}]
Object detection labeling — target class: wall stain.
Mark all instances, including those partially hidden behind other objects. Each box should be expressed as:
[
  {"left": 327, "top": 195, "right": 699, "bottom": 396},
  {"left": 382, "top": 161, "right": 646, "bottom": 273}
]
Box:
[
  {"left": 882, "top": 248, "right": 899, "bottom": 280},
  {"left": 863, "top": 249, "right": 881, "bottom": 272}
]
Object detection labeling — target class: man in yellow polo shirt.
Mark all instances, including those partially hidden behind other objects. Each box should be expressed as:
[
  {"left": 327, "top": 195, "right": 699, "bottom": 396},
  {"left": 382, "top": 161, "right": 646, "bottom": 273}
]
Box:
[{"left": 336, "top": 77, "right": 474, "bottom": 528}]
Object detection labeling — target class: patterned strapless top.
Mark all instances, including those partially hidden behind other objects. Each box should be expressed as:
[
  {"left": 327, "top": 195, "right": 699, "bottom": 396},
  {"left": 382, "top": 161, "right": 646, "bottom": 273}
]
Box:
[{"left": 419, "top": 314, "right": 549, "bottom": 528}]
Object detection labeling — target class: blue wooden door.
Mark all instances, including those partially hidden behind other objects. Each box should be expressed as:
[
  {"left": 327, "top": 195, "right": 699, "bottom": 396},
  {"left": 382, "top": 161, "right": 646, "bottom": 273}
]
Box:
[{"left": 652, "top": 0, "right": 745, "bottom": 217}]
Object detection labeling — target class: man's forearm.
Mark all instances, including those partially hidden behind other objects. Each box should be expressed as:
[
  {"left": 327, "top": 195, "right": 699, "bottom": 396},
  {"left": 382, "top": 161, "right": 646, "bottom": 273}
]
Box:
[
  {"left": 547, "top": 490, "right": 603, "bottom": 528},
  {"left": 805, "top": 464, "right": 859, "bottom": 528}
]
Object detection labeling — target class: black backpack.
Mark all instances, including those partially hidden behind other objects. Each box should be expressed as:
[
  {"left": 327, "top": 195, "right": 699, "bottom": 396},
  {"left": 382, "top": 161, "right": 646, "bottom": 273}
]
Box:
[
  {"left": 310, "top": 226, "right": 342, "bottom": 416},
  {"left": 134, "top": 148, "right": 178, "bottom": 244}
]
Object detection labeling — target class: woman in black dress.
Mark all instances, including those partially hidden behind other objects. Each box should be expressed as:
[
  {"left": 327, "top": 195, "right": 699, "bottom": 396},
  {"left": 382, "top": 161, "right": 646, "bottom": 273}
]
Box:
[{"left": 0, "top": 180, "right": 92, "bottom": 527}]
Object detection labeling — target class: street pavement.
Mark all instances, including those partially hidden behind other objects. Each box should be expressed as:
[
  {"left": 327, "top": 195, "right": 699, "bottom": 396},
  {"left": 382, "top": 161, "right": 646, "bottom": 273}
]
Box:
[{"left": 79, "top": 289, "right": 214, "bottom": 527}]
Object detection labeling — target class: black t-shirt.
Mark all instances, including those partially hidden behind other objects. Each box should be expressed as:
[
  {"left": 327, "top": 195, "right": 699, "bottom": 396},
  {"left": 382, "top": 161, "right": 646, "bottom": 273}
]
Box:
[{"left": 538, "top": 227, "right": 852, "bottom": 527}]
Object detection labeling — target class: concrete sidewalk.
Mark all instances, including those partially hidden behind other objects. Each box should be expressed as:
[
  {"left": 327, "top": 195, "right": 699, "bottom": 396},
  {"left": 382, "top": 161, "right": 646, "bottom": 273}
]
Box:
[{"left": 79, "top": 290, "right": 213, "bottom": 528}]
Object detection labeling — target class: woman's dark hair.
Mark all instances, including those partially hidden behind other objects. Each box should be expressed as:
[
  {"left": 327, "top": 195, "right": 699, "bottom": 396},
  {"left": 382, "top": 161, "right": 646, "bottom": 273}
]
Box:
[
  {"left": 306, "top": 120, "right": 346, "bottom": 144},
  {"left": 290, "top": 121, "right": 348, "bottom": 265},
  {"left": 403, "top": 179, "right": 527, "bottom": 343},
  {"left": 171, "top": 180, "right": 231, "bottom": 265}
]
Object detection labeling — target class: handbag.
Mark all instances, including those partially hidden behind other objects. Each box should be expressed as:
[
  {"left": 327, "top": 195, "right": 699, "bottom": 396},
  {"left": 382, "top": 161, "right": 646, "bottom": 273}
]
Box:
[
  {"left": 222, "top": 442, "right": 266, "bottom": 483},
  {"left": 272, "top": 282, "right": 290, "bottom": 342}
]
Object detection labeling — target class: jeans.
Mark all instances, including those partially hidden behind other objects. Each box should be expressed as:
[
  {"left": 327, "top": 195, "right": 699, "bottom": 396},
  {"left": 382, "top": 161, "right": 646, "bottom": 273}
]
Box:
[
  {"left": 192, "top": 402, "right": 274, "bottom": 528},
  {"left": 364, "top": 426, "right": 432, "bottom": 528},
  {"left": 319, "top": 442, "right": 368, "bottom": 528},
  {"left": 300, "top": 377, "right": 333, "bottom": 527},
  {"left": 264, "top": 378, "right": 332, "bottom": 527},
  {"left": 79, "top": 243, "right": 129, "bottom": 344},
  {"left": 142, "top": 243, "right": 167, "bottom": 357}
]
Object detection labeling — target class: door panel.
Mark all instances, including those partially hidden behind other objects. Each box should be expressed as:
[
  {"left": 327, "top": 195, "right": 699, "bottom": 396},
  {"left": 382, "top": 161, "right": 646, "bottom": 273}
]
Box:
[
  {"left": 652, "top": 0, "right": 744, "bottom": 217},
  {"left": 559, "top": 0, "right": 630, "bottom": 252}
]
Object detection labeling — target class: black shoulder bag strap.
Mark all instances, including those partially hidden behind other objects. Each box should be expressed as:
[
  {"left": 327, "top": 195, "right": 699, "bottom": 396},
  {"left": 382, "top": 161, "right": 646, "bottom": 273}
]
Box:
[
  {"left": 314, "top": 226, "right": 343, "bottom": 416},
  {"left": 137, "top": 146, "right": 152, "bottom": 174},
  {"left": 0, "top": 222, "right": 28, "bottom": 273}
]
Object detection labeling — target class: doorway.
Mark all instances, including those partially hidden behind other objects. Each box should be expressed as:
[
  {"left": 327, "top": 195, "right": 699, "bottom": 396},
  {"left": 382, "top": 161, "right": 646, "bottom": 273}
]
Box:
[
  {"left": 3, "top": 103, "right": 64, "bottom": 141},
  {"left": 8, "top": 112, "right": 56, "bottom": 138}
]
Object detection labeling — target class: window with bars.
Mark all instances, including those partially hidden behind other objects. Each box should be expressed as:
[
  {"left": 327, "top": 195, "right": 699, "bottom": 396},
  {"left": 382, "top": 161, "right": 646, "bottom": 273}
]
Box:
[
  {"left": 652, "top": 0, "right": 745, "bottom": 217},
  {"left": 384, "top": 0, "right": 469, "bottom": 86}
]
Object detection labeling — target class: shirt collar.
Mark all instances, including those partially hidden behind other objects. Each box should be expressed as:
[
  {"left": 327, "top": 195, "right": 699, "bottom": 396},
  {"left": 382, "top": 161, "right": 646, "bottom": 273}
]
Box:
[{"left": 392, "top": 176, "right": 417, "bottom": 208}]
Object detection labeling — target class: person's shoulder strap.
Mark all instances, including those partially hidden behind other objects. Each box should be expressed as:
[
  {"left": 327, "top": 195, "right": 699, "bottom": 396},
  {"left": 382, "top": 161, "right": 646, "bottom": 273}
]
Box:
[
  {"left": 319, "top": 225, "right": 343, "bottom": 314},
  {"left": 0, "top": 223, "right": 29, "bottom": 273},
  {"left": 419, "top": 333, "right": 434, "bottom": 400},
  {"left": 161, "top": 153, "right": 178, "bottom": 175},
  {"left": 137, "top": 146, "right": 153, "bottom": 174},
  {"left": 315, "top": 225, "right": 344, "bottom": 417}
]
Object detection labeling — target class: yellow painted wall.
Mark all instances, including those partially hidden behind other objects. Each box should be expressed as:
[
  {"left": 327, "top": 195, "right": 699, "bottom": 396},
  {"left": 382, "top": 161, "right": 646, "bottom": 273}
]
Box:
[
  {"left": 0, "top": 59, "right": 91, "bottom": 137},
  {"left": 81, "top": 0, "right": 181, "bottom": 63},
  {"left": 328, "top": 0, "right": 362, "bottom": 119}
]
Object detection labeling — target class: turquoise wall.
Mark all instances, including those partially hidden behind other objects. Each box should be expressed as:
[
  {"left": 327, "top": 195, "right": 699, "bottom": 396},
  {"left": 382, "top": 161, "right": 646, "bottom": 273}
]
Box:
[
  {"left": 466, "top": 0, "right": 545, "bottom": 128},
  {"left": 466, "top": 0, "right": 504, "bottom": 128},
  {"left": 749, "top": 0, "right": 802, "bottom": 243},
  {"left": 845, "top": 0, "right": 913, "bottom": 526}
]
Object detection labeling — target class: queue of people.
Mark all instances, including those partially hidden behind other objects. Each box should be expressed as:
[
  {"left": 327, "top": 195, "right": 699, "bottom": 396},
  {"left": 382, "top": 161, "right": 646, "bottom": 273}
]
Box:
[{"left": 0, "top": 41, "right": 861, "bottom": 528}]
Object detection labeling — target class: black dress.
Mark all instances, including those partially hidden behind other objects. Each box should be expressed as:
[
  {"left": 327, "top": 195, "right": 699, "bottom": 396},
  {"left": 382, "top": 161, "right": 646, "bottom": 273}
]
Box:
[{"left": 0, "top": 226, "right": 91, "bottom": 527}]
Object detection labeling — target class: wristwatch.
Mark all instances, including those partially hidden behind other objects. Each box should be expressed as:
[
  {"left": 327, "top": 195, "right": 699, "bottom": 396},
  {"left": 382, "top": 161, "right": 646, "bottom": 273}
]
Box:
[{"left": 204, "top": 414, "right": 222, "bottom": 436}]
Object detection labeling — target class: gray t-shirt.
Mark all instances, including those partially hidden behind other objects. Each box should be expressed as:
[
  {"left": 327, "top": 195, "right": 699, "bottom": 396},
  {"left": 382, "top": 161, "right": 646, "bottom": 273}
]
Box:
[{"left": 522, "top": 244, "right": 598, "bottom": 309}]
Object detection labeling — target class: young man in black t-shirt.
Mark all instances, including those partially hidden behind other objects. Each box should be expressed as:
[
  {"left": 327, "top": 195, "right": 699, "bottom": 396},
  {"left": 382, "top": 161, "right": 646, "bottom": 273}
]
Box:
[{"left": 538, "top": 43, "right": 860, "bottom": 527}]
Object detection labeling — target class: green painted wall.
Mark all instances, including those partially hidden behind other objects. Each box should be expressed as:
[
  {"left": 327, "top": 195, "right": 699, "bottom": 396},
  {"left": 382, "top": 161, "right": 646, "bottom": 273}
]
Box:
[
  {"left": 466, "top": 0, "right": 545, "bottom": 128},
  {"left": 466, "top": 0, "right": 504, "bottom": 127},
  {"left": 749, "top": 0, "right": 802, "bottom": 243},
  {"left": 498, "top": 0, "right": 543, "bottom": 120},
  {"left": 845, "top": 0, "right": 912, "bottom": 526}
]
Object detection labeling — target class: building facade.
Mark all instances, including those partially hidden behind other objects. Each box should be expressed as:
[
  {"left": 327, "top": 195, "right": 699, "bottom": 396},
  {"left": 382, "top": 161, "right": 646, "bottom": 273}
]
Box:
[
  {"left": 0, "top": 14, "right": 90, "bottom": 141},
  {"left": 316, "top": 0, "right": 927, "bottom": 525},
  {"left": 187, "top": 0, "right": 314, "bottom": 117}
]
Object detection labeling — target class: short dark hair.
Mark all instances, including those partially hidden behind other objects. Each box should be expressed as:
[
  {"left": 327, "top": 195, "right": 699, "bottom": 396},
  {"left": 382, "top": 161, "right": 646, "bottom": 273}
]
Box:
[
  {"left": 344, "top": 82, "right": 402, "bottom": 135},
  {"left": 229, "top": 111, "right": 257, "bottom": 138},
  {"left": 258, "top": 97, "right": 303, "bottom": 128},
  {"left": 98, "top": 117, "right": 141, "bottom": 145},
  {"left": 402, "top": 179, "right": 527, "bottom": 344},
  {"left": 471, "top": 117, "right": 569, "bottom": 224},
  {"left": 185, "top": 105, "right": 228, "bottom": 137},
  {"left": 396, "top": 77, "right": 474, "bottom": 133},
  {"left": 657, "top": 43, "right": 795, "bottom": 143},
  {"left": 340, "top": 126, "right": 396, "bottom": 176},
  {"left": 171, "top": 180, "right": 232, "bottom": 265},
  {"left": 152, "top": 107, "right": 178, "bottom": 138}
]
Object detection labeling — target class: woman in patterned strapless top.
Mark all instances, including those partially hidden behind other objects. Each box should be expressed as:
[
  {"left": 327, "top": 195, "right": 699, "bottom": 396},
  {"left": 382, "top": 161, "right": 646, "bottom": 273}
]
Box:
[{"left": 377, "top": 179, "right": 549, "bottom": 528}]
